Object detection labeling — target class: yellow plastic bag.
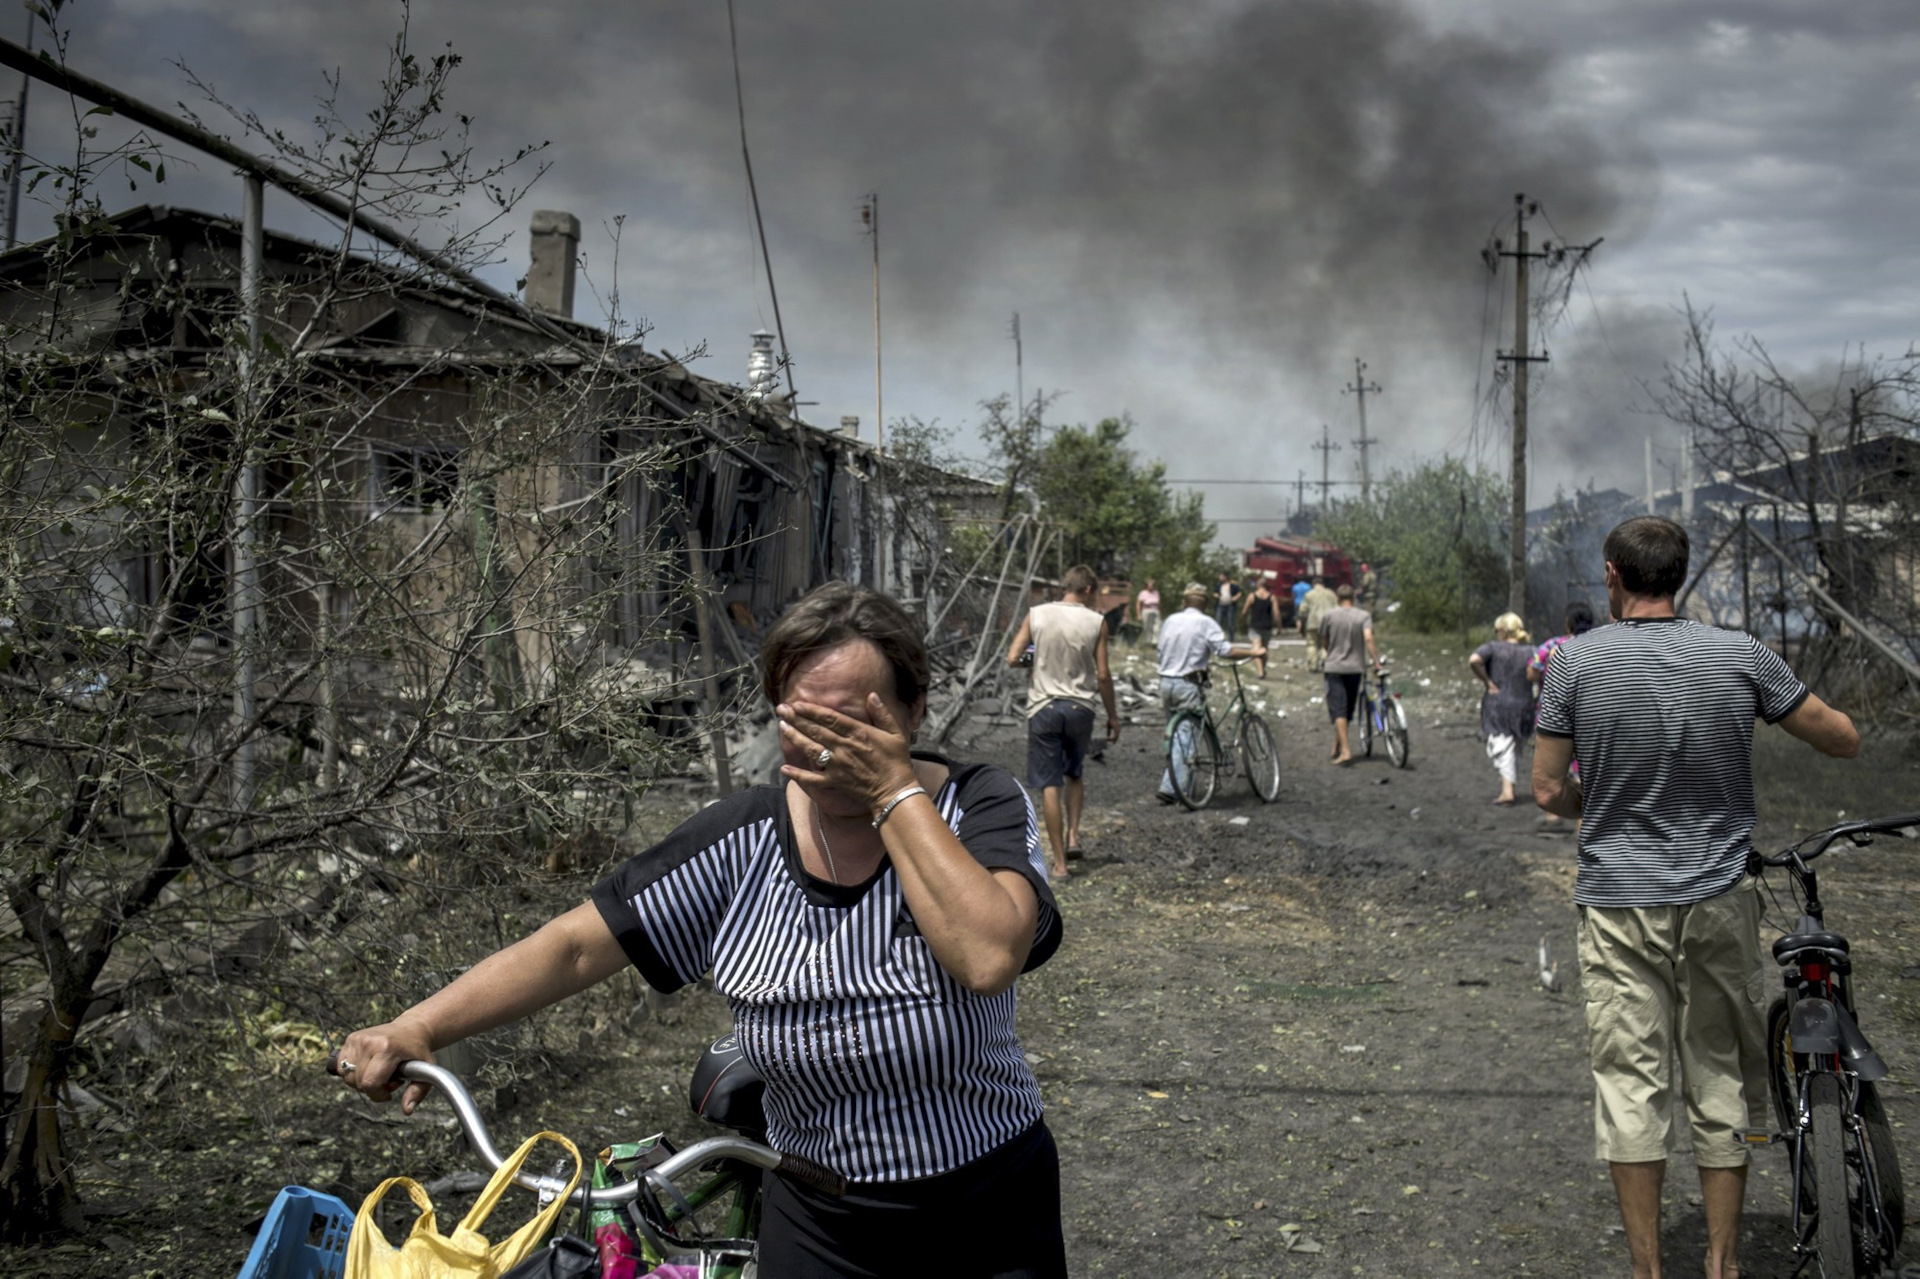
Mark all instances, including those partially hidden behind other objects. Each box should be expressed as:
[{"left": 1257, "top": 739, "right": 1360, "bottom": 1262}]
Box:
[{"left": 345, "top": 1131, "right": 582, "bottom": 1279}]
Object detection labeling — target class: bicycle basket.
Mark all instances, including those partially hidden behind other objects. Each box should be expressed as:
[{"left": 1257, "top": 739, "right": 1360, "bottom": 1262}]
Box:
[{"left": 235, "top": 1185, "right": 354, "bottom": 1279}]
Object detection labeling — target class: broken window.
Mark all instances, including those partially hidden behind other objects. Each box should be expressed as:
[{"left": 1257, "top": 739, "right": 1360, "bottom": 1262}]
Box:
[{"left": 372, "top": 445, "right": 462, "bottom": 512}]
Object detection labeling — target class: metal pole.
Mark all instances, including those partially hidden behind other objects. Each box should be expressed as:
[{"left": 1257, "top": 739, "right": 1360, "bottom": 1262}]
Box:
[
  {"left": 4, "top": 8, "right": 33, "bottom": 249},
  {"left": 1508, "top": 201, "right": 1530, "bottom": 619},
  {"left": 1739, "top": 506, "right": 1751, "bottom": 631},
  {"left": 232, "top": 173, "right": 263, "bottom": 806},
  {"left": 1356, "top": 372, "right": 1370, "bottom": 506},
  {"left": 686, "top": 530, "right": 733, "bottom": 795},
  {"left": 1313, "top": 424, "right": 1339, "bottom": 512},
  {"left": 1346, "top": 357, "right": 1382, "bottom": 507},
  {"left": 868, "top": 192, "right": 886, "bottom": 591},
  {"left": 1645, "top": 434, "right": 1656, "bottom": 515},
  {"left": 1773, "top": 502, "right": 1787, "bottom": 655},
  {"left": 1012, "top": 312, "right": 1023, "bottom": 444},
  {"left": 1682, "top": 427, "right": 1695, "bottom": 523}
]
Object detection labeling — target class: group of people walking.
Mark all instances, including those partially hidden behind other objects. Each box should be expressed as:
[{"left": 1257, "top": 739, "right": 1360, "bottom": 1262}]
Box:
[{"left": 330, "top": 516, "right": 1863, "bottom": 1279}]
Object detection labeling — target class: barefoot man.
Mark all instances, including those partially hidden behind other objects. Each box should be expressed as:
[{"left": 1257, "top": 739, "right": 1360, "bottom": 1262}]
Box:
[
  {"left": 1007, "top": 565, "right": 1118, "bottom": 879},
  {"left": 1533, "top": 516, "right": 1859, "bottom": 1279},
  {"left": 1318, "top": 583, "right": 1378, "bottom": 765}
]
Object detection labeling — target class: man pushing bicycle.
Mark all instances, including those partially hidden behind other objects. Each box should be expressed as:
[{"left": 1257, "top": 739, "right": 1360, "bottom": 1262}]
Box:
[
  {"left": 1531, "top": 516, "right": 1858, "bottom": 1279},
  {"left": 1153, "top": 582, "right": 1262, "bottom": 804}
]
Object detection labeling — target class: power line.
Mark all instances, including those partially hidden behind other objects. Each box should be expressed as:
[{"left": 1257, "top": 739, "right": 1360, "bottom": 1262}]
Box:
[
  {"left": 726, "top": 0, "right": 796, "bottom": 407},
  {"left": 1166, "top": 477, "right": 1362, "bottom": 486}
]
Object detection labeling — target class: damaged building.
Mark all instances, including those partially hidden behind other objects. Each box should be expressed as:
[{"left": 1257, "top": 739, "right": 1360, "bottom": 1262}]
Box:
[{"left": 0, "top": 204, "right": 998, "bottom": 780}]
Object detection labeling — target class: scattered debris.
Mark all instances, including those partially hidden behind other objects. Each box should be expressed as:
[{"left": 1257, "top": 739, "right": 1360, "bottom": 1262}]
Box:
[
  {"left": 1279, "top": 1223, "right": 1324, "bottom": 1253},
  {"left": 1538, "top": 936, "right": 1563, "bottom": 993}
]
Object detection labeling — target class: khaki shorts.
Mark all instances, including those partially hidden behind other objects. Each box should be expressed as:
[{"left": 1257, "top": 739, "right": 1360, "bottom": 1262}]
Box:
[{"left": 1577, "top": 876, "right": 1769, "bottom": 1167}]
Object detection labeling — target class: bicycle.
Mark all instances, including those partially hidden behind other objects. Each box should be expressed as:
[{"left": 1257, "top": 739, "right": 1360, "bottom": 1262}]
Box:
[
  {"left": 1164, "top": 657, "right": 1281, "bottom": 809},
  {"left": 323, "top": 1036, "right": 841, "bottom": 1277},
  {"left": 1738, "top": 812, "right": 1917, "bottom": 1278},
  {"left": 1351, "top": 660, "right": 1410, "bottom": 769}
]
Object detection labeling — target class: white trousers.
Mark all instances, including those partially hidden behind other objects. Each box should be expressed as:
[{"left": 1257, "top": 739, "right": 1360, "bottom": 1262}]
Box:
[{"left": 1486, "top": 733, "right": 1519, "bottom": 784}]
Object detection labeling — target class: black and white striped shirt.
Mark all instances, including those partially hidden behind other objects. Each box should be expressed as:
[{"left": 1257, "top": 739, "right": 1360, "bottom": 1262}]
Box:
[
  {"left": 591, "top": 756, "right": 1060, "bottom": 1183},
  {"left": 1536, "top": 617, "right": 1809, "bottom": 908}
]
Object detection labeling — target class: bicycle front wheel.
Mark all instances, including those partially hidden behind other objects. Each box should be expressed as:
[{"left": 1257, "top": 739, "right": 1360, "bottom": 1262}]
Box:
[
  {"left": 1809, "top": 1072, "right": 1857, "bottom": 1279},
  {"left": 1385, "top": 700, "right": 1411, "bottom": 769},
  {"left": 1168, "top": 711, "right": 1218, "bottom": 810},
  {"left": 1860, "top": 1080, "right": 1906, "bottom": 1270},
  {"left": 1239, "top": 714, "right": 1281, "bottom": 802}
]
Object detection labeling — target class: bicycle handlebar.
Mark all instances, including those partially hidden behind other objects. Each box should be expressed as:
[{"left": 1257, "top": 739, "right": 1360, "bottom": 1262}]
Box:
[
  {"left": 1761, "top": 812, "right": 1920, "bottom": 868},
  {"left": 330, "top": 1058, "right": 833, "bottom": 1205}
]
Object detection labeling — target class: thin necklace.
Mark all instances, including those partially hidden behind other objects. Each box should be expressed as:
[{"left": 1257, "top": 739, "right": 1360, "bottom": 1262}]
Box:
[{"left": 813, "top": 804, "right": 840, "bottom": 885}]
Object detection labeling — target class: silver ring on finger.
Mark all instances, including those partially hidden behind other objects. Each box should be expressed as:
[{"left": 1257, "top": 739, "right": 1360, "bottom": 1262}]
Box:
[
  {"left": 815, "top": 747, "right": 832, "bottom": 768},
  {"left": 339, "top": 1060, "right": 356, "bottom": 1073}
]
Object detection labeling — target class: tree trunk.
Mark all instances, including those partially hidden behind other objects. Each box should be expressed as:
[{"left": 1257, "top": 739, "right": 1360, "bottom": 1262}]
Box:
[{"left": 0, "top": 1001, "right": 89, "bottom": 1240}]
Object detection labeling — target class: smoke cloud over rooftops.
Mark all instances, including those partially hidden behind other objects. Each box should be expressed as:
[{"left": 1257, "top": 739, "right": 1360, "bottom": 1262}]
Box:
[{"left": 73, "top": 0, "right": 1917, "bottom": 526}]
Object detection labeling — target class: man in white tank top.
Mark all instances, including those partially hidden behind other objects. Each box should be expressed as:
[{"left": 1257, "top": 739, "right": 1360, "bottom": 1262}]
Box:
[{"left": 1006, "top": 564, "right": 1118, "bottom": 879}]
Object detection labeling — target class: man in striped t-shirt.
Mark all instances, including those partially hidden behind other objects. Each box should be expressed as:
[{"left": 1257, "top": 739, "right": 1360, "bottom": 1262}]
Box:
[{"left": 1532, "top": 516, "right": 1858, "bottom": 1279}]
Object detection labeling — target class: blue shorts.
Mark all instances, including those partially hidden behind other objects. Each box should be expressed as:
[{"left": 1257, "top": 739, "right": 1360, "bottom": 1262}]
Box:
[{"left": 1026, "top": 700, "right": 1095, "bottom": 790}]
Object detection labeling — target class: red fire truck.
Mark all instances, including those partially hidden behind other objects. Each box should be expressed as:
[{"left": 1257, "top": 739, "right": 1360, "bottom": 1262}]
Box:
[{"left": 1244, "top": 536, "right": 1354, "bottom": 624}]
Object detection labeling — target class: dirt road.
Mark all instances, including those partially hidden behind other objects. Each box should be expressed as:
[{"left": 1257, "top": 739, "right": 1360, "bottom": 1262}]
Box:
[{"left": 5, "top": 636, "right": 1915, "bottom": 1278}]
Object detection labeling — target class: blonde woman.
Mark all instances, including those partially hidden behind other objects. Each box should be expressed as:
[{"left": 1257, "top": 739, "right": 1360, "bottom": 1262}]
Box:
[{"left": 1468, "top": 611, "right": 1535, "bottom": 805}]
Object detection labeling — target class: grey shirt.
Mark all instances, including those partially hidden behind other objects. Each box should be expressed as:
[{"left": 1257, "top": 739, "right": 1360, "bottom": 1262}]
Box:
[
  {"left": 1536, "top": 618, "right": 1809, "bottom": 907},
  {"left": 1319, "top": 606, "right": 1372, "bottom": 674}
]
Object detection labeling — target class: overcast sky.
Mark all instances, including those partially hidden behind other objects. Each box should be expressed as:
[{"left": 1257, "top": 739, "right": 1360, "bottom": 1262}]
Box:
[{"left": 24, "top": 0, "right": 1920, "bottom": 537}]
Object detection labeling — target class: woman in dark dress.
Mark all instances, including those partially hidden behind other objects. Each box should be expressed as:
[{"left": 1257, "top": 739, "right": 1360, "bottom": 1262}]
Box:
[
  {"left": 1468, "top": 611, "right": 1535, "bottom": 805},
  {"left": 1241, "top": 577, "right": 1279, "bottom": 677}
]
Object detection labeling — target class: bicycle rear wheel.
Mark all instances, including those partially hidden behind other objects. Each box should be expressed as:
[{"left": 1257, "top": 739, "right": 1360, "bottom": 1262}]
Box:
[
  {"left": 1239, "top": 714, "right": 1281, "bottom": 803},
  {"left": 1357, "top": 695, "right": 1374, "bottom": 758},
  {"left": 1809, "top": 1072, "right": 1856, "bottom": 1279},
  {"left": 1168, "top": 711, "right": 1218, "bottom": 810},
  {"left": 1767, "top": 997, "right": 1801, "bottom": 1135},
  {"left": 1384, "top": 700, "right": 1410, "bottom": 769}
]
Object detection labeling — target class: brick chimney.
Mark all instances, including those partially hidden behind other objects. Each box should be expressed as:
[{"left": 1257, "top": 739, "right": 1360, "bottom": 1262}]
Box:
[{"left": 524, "top": 210, "right": 580, "bottom": 318}]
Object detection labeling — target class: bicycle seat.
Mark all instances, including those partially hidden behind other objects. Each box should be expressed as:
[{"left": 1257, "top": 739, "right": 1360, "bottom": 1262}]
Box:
[
  {"left": 1772, "top": 929, "right": 1849, "bottom": 964},
  {"left": 690, "top": 1034, "right": 768, "bottom": 1138}
]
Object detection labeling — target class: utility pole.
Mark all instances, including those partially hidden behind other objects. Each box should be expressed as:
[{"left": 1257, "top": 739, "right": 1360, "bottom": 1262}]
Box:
[
  {"left": 1344, "top": 358, "right": 1383, "bottom": 506},
  {"left": 1296, "top": 469, "right": 1306, "bottom": 520},
  {"left": 1645, "top": 434, "right": 1656, "bottom": 515},
  {"left": 1010, "top": 311, "right": 1023, "bottom": 437},
  {"left": 1681, "top": 427, "right": 1695, "bottom": 523},
  {"left": 232, "top": 173, "right": 263, "bottom": 807},
  {"left": 862, "top": 192, "right": 881, "bottom": 453},
  {"left": 1312, "top": 424, "right": 1341, "bottom": 514},
  {"left": 1491, "top": 193, "right": 1551, "bottom": 621},
  {"left": 860, "top": 192, "right": 886, "bottom": 589},
  {"left": 3, "top": 4, "right": 47, "bottom": 249}
]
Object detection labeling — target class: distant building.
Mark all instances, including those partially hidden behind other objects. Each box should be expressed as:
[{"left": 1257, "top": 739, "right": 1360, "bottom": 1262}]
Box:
[
  {"left": 0, "top": 205, "right": 991, "bottom": 691},
  {"left": 1527, "top": 433, "right": 1920, "bottom": 651}
]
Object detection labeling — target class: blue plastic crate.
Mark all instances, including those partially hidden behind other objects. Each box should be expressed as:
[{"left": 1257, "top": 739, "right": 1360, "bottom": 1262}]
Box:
[{"left": 236, "top": 1185, "right": 354, "bottom": 1279}]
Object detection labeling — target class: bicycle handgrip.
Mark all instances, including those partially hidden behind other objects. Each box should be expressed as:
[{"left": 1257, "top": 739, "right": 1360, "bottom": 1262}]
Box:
[
  {"left": 326, "top": 1044, "right": 420, "bottom": 1075},
  {"left": 775, "top": 1152, "right": 848, "bottom": 1197}
]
